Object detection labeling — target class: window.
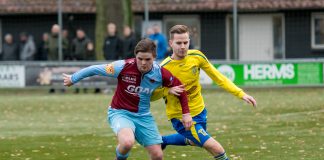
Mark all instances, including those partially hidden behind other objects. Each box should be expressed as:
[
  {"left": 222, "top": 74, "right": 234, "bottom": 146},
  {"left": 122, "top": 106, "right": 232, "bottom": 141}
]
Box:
[
  {"left": 226, "top": 14, "right": 284, "bottom": 60},
  {"left": 163, "top": 15, "right": 200, "bottom": 49},
  {"left": 311, "top": 13, "right": 324, "bottom": 49},
  {"left": 273, "top": 15, "right": 284, "bottom": 59}
]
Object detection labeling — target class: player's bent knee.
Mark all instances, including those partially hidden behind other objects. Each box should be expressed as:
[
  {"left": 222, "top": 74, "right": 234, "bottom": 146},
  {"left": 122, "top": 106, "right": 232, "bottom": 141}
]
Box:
[
  {"left": 120, "top": 139, "right": 135, "bottom": 150},
  {"left": 203, "top": 138, "right": 225, "bottom": 154},
  {"left": 151, "top": 151, "right": 163, "bottom": 160},
  {"left": 147, "top": 145, "right": 163, "bottom": 160}
]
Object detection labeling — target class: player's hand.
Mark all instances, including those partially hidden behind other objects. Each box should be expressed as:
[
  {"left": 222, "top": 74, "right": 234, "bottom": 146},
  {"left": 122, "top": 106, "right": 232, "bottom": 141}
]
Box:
[
  {"left": 62, "top": 73, "right": 73, "bottom": 87},
  {"left": 169, "top": 85, "right": 185, "bottom": 96},
  {"left": 182, "top": 113, "right": 193, "bottom": 130},
  {"left": 242, "top": 94, "right": 257, "bottom": 108}
]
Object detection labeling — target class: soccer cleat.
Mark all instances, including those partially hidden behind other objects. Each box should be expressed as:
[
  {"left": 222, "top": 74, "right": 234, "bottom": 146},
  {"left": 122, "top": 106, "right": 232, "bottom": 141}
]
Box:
[
  {"left": 161, "top": 143, "right": 167, "bottom": 150},
  {"left": 161, "top": 136, "right": 167, "bottom": 150}
]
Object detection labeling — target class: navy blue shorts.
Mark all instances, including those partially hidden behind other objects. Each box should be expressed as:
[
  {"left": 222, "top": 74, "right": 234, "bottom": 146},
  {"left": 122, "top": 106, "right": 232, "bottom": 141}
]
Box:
[{"left": 171, "top": 108, "right": 211, "bottom": 147}]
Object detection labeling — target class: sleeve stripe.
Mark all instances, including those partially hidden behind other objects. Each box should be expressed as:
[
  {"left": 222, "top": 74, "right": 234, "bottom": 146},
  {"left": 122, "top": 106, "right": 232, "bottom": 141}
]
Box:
[
  {"left": 188, "top": 53, "right": 208, "bottom": 61},
  {"left": 161, "top": 59, "right": 172, "bottom": 67}
]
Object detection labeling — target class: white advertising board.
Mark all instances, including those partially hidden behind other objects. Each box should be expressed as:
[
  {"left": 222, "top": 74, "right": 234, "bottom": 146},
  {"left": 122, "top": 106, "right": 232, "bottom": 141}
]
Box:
[{"left": 0, "top": 65, "right": 25, "bottom": 88}]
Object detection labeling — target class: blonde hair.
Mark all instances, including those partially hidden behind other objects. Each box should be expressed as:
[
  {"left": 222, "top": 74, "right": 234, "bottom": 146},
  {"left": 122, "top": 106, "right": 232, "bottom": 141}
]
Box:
[{"left": 169, "top": 25, "right": 189, "bottom": 39}]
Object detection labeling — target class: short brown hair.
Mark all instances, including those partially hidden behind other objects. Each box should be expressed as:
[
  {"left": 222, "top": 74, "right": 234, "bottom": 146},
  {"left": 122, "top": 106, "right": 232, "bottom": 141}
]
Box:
[
  {"left": 134, "top": 38, "right": 156, "bottom": 58},
  {"left": 169, "top": 25, "right": 189, "bottom": 39}
]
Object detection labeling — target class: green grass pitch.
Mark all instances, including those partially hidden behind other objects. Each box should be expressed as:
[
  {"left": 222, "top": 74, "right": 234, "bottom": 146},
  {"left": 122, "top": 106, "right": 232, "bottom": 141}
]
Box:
[{"left": 0, "top": 88, "right": 323, "bottom": 160}]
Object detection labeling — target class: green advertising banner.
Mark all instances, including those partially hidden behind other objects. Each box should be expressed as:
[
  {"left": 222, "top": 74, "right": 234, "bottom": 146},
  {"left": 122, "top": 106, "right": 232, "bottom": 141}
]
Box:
[{"left": 214, "top": 62, "right": 324, "bottom": 86}]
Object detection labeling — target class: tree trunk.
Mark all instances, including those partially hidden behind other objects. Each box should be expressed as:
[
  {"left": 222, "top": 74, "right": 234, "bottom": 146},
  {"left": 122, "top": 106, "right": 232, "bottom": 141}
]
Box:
[
  {"left": 95, "top": 0, "right": 107, "bottom": 60},
  {"left": 123, "top": 0, "right": 133, "bottom": 28}
]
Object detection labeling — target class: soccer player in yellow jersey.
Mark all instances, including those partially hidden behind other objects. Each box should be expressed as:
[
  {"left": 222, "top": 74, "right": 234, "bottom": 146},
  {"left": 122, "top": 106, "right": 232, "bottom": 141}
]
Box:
[{"left": 152, "top": 25, "right": 257, "bottom": 160}]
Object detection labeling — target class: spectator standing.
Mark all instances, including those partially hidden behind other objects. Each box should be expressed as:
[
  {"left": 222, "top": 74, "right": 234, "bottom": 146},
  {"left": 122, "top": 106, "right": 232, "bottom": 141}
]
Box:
[
  {"left": 103, "top": 23, "right": 123, "bottom": 60},
  {"left": 149, "top": 24, "right": 168, "bottom": 61},
  {"left": 48, "top": 24, "right": 60, "bottom": 61},
  {"left": 71, "top": 29, "right": 91, "bottom": 60},
  {"left": 48, "top": 24, "right": 65, "bottom": 93},
  {"left": 1, "top": 33, "right": 19, "bottom": 60},
  {"left": 19, "top": 32, "right": 36, "bottom": 61},
  {"left": 62, "top": 29, "right": 71, "bottom": 60},
  {"left": 36, "top": 32, "right": 49, "bottom": 60},
  {"left": 122, "top": 25, "right": 137, "bottom": 59}
]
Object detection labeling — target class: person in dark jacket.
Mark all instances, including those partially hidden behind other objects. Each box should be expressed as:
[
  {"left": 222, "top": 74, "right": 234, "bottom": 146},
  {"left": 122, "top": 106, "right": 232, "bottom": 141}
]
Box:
[
  {"left": 122, "top": 25, "right": 137, "bottom": 59},
  {"left": 103, "top": 23, "right": 123, "bottom": 60},
  {"left": 48, "top": 24, "right": 65, "bottom": 93},
  {"left": 71, "top": 29, "right": 91, "bottom": 60},
  {"left": 1, "top": 33, "right": 19, "bottom": 60},
  {"left": 48, "top": 24, "right": 60, "bottom": 61},
  {"left": 62, "top": 29, "right": 72, "bottom": 60},
  {"left": 36, "top": 32, "right": 49, "bottom": 60}
]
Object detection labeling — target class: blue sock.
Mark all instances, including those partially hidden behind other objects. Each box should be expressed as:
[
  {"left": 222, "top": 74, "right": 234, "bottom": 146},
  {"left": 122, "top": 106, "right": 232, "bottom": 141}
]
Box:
[
  {"left": 116, "top": 146, "right": 129, "bottom": 160},
  {"left": 162, "top": 134, "right": 189, "bottom": 149},
  {"left": 214, "top": 152, "right": 229, "bottom": 160}
]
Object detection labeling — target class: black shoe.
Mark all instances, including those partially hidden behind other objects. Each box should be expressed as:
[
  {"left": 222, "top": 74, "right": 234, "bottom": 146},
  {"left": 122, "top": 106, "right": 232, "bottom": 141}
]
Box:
[
  {"left": 161, "top": 143, "right": 167, "bottom": 150},
  {"left": 94, "top": 88, "right": 101, "bottom": 94},
  {"left": 49, "top": 88, "right": 55, "bottom": 93}
]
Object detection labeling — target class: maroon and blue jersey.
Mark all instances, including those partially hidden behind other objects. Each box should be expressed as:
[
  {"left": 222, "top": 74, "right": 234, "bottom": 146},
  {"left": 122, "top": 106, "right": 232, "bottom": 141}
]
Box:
[{"left": 71, "top": 58, "right": 189, "bottom": 115}]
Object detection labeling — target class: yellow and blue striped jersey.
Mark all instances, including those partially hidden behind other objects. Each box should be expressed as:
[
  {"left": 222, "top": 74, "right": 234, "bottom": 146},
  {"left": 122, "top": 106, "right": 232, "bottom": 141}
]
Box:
[{"left": 152, "top": 50, "right": 246, "bottom": 120}]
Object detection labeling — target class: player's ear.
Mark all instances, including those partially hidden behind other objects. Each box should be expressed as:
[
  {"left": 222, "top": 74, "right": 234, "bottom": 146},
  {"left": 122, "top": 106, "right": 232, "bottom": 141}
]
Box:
[
  {"left": 169, "top": 39, "right": 173, "bottom": 47},
  {"left": 151, "top": 53, "right": 156, "bottom": 61}
]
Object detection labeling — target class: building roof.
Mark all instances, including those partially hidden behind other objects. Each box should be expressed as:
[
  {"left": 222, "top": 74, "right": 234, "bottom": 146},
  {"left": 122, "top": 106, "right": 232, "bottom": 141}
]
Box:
[
  {"left": 0, "top": 0, "right": 95, "bottom": 14},
  {"left": 133, "top": 0, "right": 324, "bottom": 12},
  {"left": 0, "top": 0, "right": 324, "bottom": 14}
]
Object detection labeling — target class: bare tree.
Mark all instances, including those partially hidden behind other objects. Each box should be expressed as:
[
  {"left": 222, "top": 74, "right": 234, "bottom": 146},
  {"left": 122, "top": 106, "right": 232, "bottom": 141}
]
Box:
[{"left": 123, "top": 0, "right": 133, "bottom": 27}]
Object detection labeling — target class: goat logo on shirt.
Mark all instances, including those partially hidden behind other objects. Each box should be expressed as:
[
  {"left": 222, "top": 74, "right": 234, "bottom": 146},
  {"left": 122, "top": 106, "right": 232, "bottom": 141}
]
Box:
[{"left": 126, "top": 85, "right": 154, "bottom": 94}]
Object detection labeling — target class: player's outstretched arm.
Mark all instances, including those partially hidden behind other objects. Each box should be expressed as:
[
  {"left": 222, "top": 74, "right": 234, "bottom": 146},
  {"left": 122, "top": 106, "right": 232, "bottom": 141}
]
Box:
[
  {"left": 62, "top": 61, "right": 124, "bottom": 88},
  {"left": 62, "top": 65, "right": 107, "bottom": 86},
  {"left": 242, "top": 94, "right": 257, "bottom": 108},
  {"left": 62, "top": 73, "right": 73, "bottom": 87}
]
